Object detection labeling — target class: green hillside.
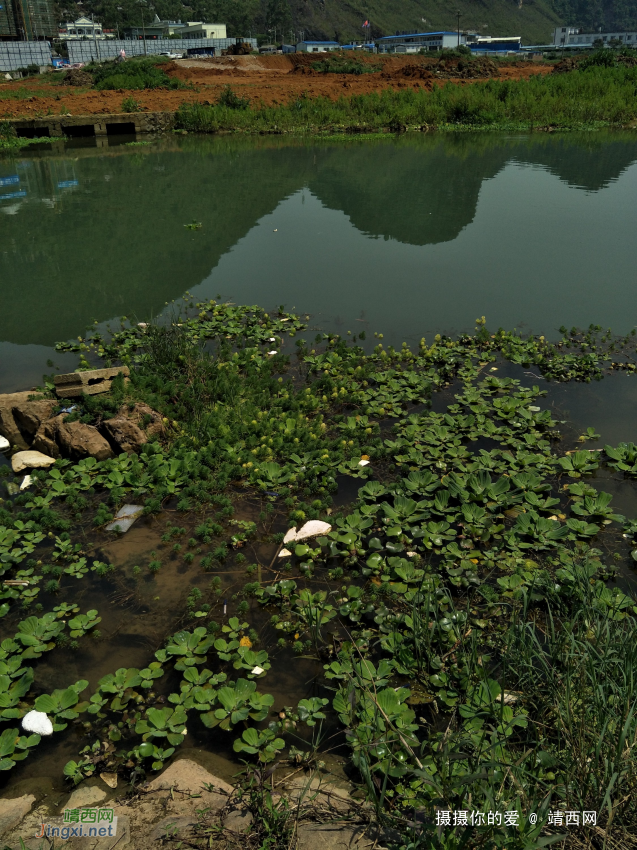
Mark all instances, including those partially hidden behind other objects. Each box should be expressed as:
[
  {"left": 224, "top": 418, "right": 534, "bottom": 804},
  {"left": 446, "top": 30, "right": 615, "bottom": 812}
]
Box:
[{"left": 56, "top": 0, "right": 637, "bottom": 51}]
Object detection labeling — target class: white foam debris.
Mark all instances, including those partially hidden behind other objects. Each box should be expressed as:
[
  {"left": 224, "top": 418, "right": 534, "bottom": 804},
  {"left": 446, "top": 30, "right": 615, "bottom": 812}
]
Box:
[
  {"left": 22, "top": 710, "right": 53, "bottom": 736},
  {"left": 295, "top": 520, "right": 332, "bottom": 541}
]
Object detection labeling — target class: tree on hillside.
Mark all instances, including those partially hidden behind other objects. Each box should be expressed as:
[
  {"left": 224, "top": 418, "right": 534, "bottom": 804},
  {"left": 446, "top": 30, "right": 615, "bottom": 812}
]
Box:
[{"left": 265, "top": 0, "right": 291, "bottom": 36}]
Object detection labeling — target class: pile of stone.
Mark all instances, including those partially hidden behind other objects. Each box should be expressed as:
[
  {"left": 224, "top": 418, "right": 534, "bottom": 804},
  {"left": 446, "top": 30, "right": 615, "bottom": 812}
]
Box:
[{"left": 0, "top": 368, "right": 164, "bottom": 472}]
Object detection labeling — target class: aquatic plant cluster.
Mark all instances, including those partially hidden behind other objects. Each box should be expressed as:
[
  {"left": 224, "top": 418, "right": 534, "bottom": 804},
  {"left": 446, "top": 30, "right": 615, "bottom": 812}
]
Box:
[
  {"left": 3, "top": 302, "right": 637, "bottom": 847},
  {"left": 175, "top": 64, "right": 637, "bottom": 134}
]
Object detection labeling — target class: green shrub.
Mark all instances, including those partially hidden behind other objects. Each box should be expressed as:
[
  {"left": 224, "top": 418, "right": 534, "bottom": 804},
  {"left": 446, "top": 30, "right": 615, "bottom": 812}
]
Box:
[
  {"left": 92, "top": 58, "right": 186, "bottom": 92},
  {"left": 217, "top": 85, "right": 250, "bottom": 109},
  {"left": 121, "top": 96, "right": 142, "bottom": 113},
  {"left": 175, "top": 65, "right": 637, "bottom": 134}
]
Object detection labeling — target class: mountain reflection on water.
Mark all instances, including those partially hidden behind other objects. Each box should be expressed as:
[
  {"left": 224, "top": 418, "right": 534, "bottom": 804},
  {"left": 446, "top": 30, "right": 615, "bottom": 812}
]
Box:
[{"left": 2, "top": 132, "right": 637, "bottom": 354}]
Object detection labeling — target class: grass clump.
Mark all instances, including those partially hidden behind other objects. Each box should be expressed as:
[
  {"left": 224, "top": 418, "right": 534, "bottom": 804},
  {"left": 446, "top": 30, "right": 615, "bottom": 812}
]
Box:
[
  {"left": 176, "top": 64, "right": 637, "bottom": 134},
  {"left": 0, "top": 120, "right": 49, "bottom": 152},
  {"left": 311, "top": 56, "right": 381, "bottom": 75},
  {"left": 90, "top": 57, "right": 186, "bottom": 92}
]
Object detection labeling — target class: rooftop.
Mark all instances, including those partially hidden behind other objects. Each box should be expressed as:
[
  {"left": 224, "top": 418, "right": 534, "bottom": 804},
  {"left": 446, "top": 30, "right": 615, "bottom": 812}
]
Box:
[{"left": 376, "top": 31, "right": 459, "bottom": 41}]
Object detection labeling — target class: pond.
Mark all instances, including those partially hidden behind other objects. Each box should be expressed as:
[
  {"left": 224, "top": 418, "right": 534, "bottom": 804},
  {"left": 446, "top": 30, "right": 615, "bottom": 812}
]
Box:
[
  {"left": 3, "top": 131, "right": 637, "bottom": 395},
  {"left": 2, "top": 131, "right": 637, "bottom": 807}
]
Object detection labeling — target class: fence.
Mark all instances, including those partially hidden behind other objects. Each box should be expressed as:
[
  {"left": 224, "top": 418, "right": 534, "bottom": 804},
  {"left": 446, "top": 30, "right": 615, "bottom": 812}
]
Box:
[
  {"left": 0, "top": 41, "right": 51, "bottom": 71},
  {"left": 67, "top": 37, "right": 257, "bottom": 64}
]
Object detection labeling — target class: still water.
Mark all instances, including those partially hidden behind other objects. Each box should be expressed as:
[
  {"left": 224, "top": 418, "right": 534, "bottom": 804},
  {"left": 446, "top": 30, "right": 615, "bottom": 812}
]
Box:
[
  {"left": 3, "top": 131, "right": 637, "bottom": 394},
  {"left": 2, "top": 131, "right": 637, "bottom": 791}
]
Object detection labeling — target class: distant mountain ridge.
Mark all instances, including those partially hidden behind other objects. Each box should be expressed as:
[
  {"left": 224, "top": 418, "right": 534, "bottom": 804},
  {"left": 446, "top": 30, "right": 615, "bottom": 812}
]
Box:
[{"left": 56, "top": 0, "right": 637, "bottom": 47}]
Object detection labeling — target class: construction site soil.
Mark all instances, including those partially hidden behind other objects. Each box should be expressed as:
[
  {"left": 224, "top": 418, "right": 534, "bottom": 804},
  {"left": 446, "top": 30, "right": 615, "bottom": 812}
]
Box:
[{"left": 0, "top": 54, "right": 551, "bottom": 120}]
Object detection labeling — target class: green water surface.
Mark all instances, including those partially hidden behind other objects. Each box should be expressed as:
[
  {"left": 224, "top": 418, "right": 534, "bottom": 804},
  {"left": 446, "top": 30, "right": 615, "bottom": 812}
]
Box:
[{"left": 2, "top": 131, "right": 637, "bottom": 392}]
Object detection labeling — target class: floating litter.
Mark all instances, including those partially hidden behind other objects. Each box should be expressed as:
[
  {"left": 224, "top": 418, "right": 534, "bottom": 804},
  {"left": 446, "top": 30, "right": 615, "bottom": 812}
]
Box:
[
  {"left": 251, "top": 666, "right": 264, "bottom": 675},
  {"left": 358, "top": 459, "right": 370, "bottom": 467},
  {"left": 278, "top": 548, "right": 293, "bottom": 557},
  {"left": 0, "top": 436, "right": 9, "bottom": 451},
  {"left": 294, "top": 520, "right": 332, "bottom": 541},
  {"left": 283, "top": 528, "right": 297, "bottom": 544},
  {"left": 268, "top": 351, "right": 278, "bottom": 356},
  {"left": 22, "top": 710, "right": 53, "bottom": 736},
  {"left": 20, "top": 475, "right": 32, "bottom": 491},
  {"left": 106, "top": 504, "right": 144, "bottom": 533}
]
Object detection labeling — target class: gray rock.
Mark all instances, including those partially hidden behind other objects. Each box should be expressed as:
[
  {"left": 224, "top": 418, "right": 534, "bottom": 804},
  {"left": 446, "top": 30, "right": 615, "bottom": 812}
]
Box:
[
  {"left": 57, "top": 422, "right": 114, "bottom": 462},
  {"left": 223, "top": 809, "right": 253, "bottom": 833},
  {"left": 119, "top": 403, "right": 164, "bottom": 441},
  {"left": 0, "top": 794, "right": 35, "bottom": 837},
  {"left": 102, "top": 417, "right": 147, "bottom": 454},
  {"left": 0, "top": 392, "right": 33, "bottom": 450},
  {"left": 150, "top": 815, "right": 198, "bottom": 841},
  {"left": 287, "top": 774, "right": 354, "bottom": 812},
  {"left": 31, "top": 414, "right": 66, "bottom": 459},
  {"left": 296, "top": 823, "right": 372, "bottom": 850},
  {"left": 147, "top": 759, "right": 232, "bottom": 796},
  {"left": 63, "top": 785, "right": 107, "bottom": 811},
  {"left": 11, "top": 451, "right": 56, "bottom": 473},
  {"left": 11, "top": 400, "right": 56, "bottom": 442},
  {"left": 146, "top": 759, "right": 232, "bottom": 813}
]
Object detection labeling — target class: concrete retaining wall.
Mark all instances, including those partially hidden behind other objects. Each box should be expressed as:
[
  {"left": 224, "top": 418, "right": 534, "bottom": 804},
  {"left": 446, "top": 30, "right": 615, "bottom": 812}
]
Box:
[
  {"left": 0, "top": 41, "right": 52, "bottom": 72},
  {"left": 67, "top": 37, "right": 257, "bottom": 63},
  {"left": 7, "top": 111, "right": 175, "bottom": 140}
]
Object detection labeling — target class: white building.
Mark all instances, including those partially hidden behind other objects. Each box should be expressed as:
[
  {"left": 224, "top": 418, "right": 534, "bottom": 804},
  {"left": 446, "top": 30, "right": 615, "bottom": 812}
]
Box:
[
  {"left": 467, "top": 35, "right": 521, "bottom": 53},
  {"left": 552, "top": 26, "right": 637, "bottom": 46},
  {"left": 59, "top": 16, "right": 109, "bottom": 39},
  {"left": 376, "top": 31, "right": 466, "bottom": 53},
  {"left": 296, "top": 40, "right": 340, "bottom": 52},
  {"left": 174, "top": 22, "right": 227, "bottom": 39}
]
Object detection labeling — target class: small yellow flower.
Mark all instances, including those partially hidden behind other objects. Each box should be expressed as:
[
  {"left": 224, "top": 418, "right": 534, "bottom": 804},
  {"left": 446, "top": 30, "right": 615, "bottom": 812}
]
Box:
[{"left": 239, "top": 636, "right": 252, "bottom": 648}]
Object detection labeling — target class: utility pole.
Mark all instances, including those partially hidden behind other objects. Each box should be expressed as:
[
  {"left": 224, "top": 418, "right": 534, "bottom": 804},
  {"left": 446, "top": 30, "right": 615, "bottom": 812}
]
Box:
[
  {"left": 92, "top": 11, "right": 100, "bottom": 62},
  {"left": 457, "top": 10, "right": 461, "bottom": 48},
  {"left": 139, "top": 1, "right": 147, "bottom": 54}
]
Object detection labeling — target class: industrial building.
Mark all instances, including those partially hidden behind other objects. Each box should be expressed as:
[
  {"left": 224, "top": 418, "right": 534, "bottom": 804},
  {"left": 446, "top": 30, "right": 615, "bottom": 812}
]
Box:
[
  {"left": 375, "top": 31, "right": 466, "bottom": 53},
  {"left": 0, "top": 0, "right": 55, "bottom": 40},
  {"left": 123, "top": 18, "right": 226, "bottom": 40},
  {"left": 553, "top": 26, "right": 637, "bottom": 46},
  {"left": 296, "top": 40, "right": 340, "bottom": 52},
  {"left": 467, "top": 35, "right": 521, "bottom": 52}
]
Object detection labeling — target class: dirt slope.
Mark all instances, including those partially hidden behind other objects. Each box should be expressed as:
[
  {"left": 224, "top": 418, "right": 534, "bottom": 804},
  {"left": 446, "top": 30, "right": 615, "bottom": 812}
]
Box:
[{"left": 0, "top": 55, "right": 551, "bottom": 119}]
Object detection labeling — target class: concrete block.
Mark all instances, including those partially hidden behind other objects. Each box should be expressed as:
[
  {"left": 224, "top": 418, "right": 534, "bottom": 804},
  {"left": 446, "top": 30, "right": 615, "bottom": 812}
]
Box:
[{"left": 54, "top": 367, "right": 130, "bottom": 398}]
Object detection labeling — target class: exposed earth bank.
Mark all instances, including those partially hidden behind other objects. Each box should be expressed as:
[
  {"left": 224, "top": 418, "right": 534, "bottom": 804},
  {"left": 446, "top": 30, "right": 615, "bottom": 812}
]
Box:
[
  {"left": 0, "top": 54, "right": 551, "bottom": 120},
  {"left": 0, "top": 755, "right": 373, "bottom": 850}
]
